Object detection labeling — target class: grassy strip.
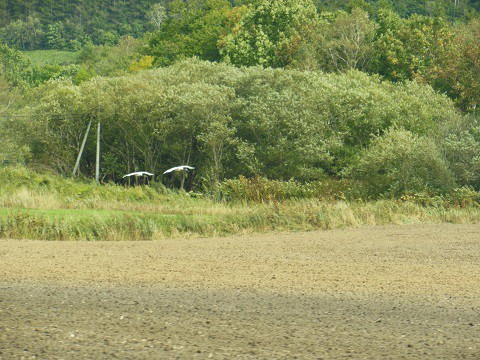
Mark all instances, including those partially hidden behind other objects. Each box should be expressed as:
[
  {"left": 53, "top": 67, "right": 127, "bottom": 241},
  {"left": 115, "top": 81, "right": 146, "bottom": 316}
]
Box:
[
  {"left": 0, "top": 208, "right": 222, "bottom": 240},
  {"left": 1, "top": 200, "right": 479, "bottom": 241},
  {"left": 1, "top": 167, "right": 479, "bottom": 240}
]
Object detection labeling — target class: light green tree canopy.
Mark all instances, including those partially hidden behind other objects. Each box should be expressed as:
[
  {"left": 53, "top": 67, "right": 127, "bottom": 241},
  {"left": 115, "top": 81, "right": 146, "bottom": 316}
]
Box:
[{"left": 219, "top": 0, "right": 319, "bottom": 68}]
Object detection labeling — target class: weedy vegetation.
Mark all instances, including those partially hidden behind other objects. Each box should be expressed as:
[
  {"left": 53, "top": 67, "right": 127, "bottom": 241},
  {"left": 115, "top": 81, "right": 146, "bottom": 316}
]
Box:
[
  {"left": 2, "top": 0, "right": 480, "bottom": 241},
  {"left": 1, "top": 166, "right": 479, "bottom": 241}
]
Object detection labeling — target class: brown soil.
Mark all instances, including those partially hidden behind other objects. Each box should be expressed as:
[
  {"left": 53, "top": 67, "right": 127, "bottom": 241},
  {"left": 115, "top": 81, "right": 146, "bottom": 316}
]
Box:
[{"left": 1, "top": 224, "right": 479, "bottom": 359}]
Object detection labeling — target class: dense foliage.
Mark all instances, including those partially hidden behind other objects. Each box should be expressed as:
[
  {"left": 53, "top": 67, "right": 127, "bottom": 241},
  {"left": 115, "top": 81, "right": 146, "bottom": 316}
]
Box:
[
  {"left": 219, "top": 0, "right": 318, "bottom": 67},
  {"left": 1, "top": 0, "right": 480, "bottom": 200},
  {"left": 1, "top": 1, "right": 479, "bottom": 112},
  {"left": 0, "top": 0, "right": 159, "bottom": 50},
  {"left": 7, "top": 59, "right": 475, "bottom": 198}
]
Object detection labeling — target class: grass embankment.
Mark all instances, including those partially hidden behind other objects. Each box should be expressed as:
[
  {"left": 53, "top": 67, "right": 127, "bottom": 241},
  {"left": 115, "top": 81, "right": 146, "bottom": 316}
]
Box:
[{"left": 1, "top": 167, "right": 479, "bottom": 240}]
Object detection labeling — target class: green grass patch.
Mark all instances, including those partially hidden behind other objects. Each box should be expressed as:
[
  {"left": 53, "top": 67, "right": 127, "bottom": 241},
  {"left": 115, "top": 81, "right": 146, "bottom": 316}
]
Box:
[
  {"left": 0, "top": 208, "right": 226, "bottom": 241},
  {"left": 1, "top": 166, "right": 480, "bottom": 240},
  {"left": 22, "top": 50, "right": 78, "bottom": 66},
  {"left": 2, "top": 199, "right": 480, "bottom": 241}
]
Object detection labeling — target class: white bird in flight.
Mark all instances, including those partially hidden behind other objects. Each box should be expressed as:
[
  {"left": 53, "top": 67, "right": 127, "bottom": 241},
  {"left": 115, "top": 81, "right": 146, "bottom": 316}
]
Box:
[
  {"left": 163, "top": 165, "right": 195, "bottom": 174},
  {"left": 122, "top": 171, "right": 154, "bottom": 178}
]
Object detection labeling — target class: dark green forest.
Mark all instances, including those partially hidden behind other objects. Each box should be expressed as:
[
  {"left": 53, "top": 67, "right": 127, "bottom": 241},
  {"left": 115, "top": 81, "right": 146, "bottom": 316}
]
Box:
[
  {"left": 1, "top": 0, "right": 480, "bottom": 199},
  {"left": 1, "top": 1, "right": 480, "bottom": 50}
]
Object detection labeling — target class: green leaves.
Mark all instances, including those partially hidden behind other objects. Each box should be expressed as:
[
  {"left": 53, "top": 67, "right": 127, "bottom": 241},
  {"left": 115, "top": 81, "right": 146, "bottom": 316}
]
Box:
[
  {"left": 314, "top": 8, "right": 378, "bottom": 72},
  {"left": 0, "top": 43, "right": 32, "bottom": 87},
  {"left": 26, "top": 59, "right": 462, "bottom": 189},
  {"left": 434, "top": 19, "right": 480, "bottom": 112},
  {"left": 220, "top": 0, "right": 318, "bottom": 68},
  {"left": 443, "top": 117, "right": 480, "bottom": 187},
  {"left": 145, "top": 0, "right": 232, "bottom": 66},
  {"left": 0, "top": 16, "right": 44, "bottom": 51},
  {"left": 372, "top": 10, "right": 455, "bottom": 82},
  {"left": 345, "top": 128, "right": 455, "bottom": 197}
]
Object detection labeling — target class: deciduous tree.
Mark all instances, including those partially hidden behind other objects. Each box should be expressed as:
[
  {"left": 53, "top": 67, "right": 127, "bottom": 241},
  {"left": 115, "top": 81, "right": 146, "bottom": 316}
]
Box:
[
  {"left": 315, "top": 8, "right": 377, "bottom": 72},
  {"left": 219, "top": 0, "right": 318, "bottom": 68},
  {"left": 145, "top": 0, "right": 232, "bottom": 66}
]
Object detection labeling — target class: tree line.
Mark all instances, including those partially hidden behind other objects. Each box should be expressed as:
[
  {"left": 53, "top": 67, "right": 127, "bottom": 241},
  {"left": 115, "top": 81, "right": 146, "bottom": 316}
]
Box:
[
  {"left": 1, "top": 0, "right": 479, "bottom": 51},
  {"left": 144, "top": 0, "right": 480, "bottom": 112},
  {"left": 1, "top": 0, "right": 480, "bottom": 198},
  {"left": 0, "top": 0, "right": 159, "bottom": 50},
  {"left": 4, "top": 59, "right": 479, "bottom": 197},
  {"left": 1, "top": 0, "right": 479, "bottom": 112}
]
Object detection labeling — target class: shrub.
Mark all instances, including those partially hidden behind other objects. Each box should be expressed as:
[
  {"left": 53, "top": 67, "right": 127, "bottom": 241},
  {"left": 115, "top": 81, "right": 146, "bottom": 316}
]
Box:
[
  {"left": 26, "top": 59, "right": 462, "bottom": 186},
  {"left": 447, "top": 187, "right": 480, "bottom": 207},
  {"left": 443, "top": 128, "right": 480, "bottom": 189},
  {"left": 344, "top": 128, "right": 455, "bottom": 197},
  {"left": 218, "top": 175, "right": 351, "bottom": 202}
]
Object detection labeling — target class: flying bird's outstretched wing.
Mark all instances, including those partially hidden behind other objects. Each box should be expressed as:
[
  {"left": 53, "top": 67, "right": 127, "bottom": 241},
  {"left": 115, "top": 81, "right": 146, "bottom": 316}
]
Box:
[
  {"left": 163, "top": 165, "right": 195, "bottom": 174},
  {"left": 123, "top": 171, "right": 154, "bottom": 178}
]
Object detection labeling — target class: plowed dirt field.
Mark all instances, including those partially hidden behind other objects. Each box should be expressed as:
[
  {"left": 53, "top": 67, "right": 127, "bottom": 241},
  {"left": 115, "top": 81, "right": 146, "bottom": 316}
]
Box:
[{"left": 1, "top": 224, "right": 479, "bottom": 359}]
